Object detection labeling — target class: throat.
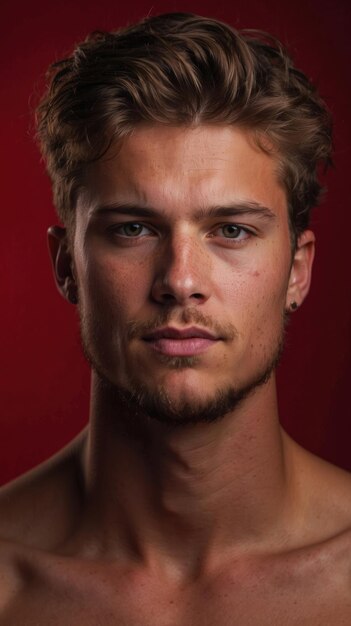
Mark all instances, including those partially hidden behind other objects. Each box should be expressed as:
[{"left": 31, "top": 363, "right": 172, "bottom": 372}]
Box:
[{"left": 78, "top": 373, "right": 293, "bottom": 571}]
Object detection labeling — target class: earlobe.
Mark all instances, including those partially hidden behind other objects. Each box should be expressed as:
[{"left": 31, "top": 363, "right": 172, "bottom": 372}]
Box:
[
  {"left": 47, "top": 226, "right": 78, "bottom": 304},
  {"left": 285, "top": 229, "right": 315, "bottom": 311}
]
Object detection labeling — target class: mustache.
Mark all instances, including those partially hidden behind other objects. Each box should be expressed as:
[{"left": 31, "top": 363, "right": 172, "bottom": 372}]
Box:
[{"left": 126, "top": 307, "right": 237, "bottom": 341}]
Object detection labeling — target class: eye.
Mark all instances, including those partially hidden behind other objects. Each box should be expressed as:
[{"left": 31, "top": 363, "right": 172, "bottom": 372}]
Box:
[
  {"left": 111, "top": 222, "right": 153, "bottom": 237},
  {"left": 214, "top": 224, "right": 251, "bottom": 240}
]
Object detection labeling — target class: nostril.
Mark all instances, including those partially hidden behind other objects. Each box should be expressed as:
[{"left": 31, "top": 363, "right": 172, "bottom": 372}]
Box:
[
  {"left": 159, "top": 291, "right": 205, "bottom": 304},
  {"left": 161, "top": 293, "right": 177, "bottom": 303}
]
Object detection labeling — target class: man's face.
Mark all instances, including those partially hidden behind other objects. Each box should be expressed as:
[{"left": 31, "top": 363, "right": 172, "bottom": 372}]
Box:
[{"left": 72, "top": 125, "right": 300, "bottom": 423}]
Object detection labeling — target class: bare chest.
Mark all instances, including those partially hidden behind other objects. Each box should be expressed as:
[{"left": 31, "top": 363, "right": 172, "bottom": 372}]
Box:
[{"left": 2, "top": 553, "right": 351, "bottom": 626}]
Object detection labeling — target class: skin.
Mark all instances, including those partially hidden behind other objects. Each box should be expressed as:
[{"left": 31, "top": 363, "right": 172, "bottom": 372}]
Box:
[{"left": 0, "top": 124, "right": 350, "bottom": 624}]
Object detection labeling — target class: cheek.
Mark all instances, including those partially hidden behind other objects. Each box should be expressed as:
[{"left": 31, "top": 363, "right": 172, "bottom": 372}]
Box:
[
  {"left": 217, "top": 258, "right": 289, "bottom": 335},
  {"left": 79, "top": 255, "right": 150, "bottom": 320},
  {"left": 220, "top": 263, "right": 288, "bottom": 306},
  {"left": 76, "top": 256, "right": 152, "bottom": 376}
]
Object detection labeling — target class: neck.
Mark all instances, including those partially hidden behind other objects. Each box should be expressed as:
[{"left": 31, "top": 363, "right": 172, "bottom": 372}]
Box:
[{"left": 79, "top": 372, "right": 298, "bottom": 576}]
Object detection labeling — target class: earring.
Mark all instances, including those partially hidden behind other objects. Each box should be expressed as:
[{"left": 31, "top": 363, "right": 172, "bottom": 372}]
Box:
[
  {"left": 290, "top": 301, "right": 298, "bottom": 311},
  {"left": 68, "top": 285, "right": 78, "bottom": 305}
]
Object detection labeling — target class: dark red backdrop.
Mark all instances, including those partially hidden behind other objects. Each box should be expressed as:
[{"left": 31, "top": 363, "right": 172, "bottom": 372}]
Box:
[{"left": 1, "top": 0, "right": 350, "bottom": 485}]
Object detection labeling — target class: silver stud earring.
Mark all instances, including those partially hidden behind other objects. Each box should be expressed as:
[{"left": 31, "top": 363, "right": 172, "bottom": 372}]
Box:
[{"left": 290, "top": 301, "right": 298, "bottom": 311}]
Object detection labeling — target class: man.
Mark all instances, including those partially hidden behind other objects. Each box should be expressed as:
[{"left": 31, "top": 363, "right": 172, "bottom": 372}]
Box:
[{"left": 0, "top": 12, "right": 350, "bottom": 624}]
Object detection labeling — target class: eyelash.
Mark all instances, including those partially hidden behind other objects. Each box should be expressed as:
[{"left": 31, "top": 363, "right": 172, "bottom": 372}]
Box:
[
  {"left": 210, "top": 224, "right": 252, "bottom": 241},
  {"left": 107, "top": 222, "right": 254, "bottom": 242}
]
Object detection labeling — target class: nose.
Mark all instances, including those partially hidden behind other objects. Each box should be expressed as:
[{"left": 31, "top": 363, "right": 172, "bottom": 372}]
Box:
[{"left": 151, "top": 233, "right": 211, "bottom": 306}]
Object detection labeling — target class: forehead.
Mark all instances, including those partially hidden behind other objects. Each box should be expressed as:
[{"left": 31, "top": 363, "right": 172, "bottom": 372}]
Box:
[{"left": 78, "top": 124, "right": 287, "bottom": 218}]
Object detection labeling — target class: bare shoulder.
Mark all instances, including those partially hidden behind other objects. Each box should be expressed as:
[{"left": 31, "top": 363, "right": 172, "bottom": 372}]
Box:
[
  {"left": 0, "top": 433, "right": 85, "bottom": 612},
  {"left": 287, "top": 432, "right": 351, "bottom": 544},
  {"left": 0, "top": 430, "right": 86, "bottom": 551}
]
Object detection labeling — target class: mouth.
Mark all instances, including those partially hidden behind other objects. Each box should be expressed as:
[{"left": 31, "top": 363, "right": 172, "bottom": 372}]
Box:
[{"left": 142, "top": 326, "right": 221, "bottom": 357}]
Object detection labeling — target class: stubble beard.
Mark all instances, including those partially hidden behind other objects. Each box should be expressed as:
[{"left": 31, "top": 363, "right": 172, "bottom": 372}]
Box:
[
  {"left": 79, "top": 306, "right": 286, "bottom": 428},
  {"left": 116, "top": 358, "right": 281, "bottom": 427}
]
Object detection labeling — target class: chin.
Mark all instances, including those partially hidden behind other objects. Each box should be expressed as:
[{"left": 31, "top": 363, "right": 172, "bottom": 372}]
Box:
[{"left": 92, "top": 361, "right": 274, "bottom": 428}]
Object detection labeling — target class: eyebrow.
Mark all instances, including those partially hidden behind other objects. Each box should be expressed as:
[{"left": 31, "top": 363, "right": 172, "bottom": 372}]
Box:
[{"left": 92, "top": 201, "right": 276, "bottom": 221}]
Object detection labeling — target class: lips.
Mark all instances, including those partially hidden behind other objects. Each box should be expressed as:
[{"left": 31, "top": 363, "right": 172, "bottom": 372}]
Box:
[
  {"left": 143, "top": 326, "right": 218, "bottom": 341},
  {"left": 142, "top": 326, "right": 220, "bottom": 357}
]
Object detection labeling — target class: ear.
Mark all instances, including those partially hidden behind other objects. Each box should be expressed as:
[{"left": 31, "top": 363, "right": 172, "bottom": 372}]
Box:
[
  {"left": 47, "top": 226, "right": 78, "bottom": 304},
  {"left": 285, "top": 229, "right": 315, "bottom": 310}
]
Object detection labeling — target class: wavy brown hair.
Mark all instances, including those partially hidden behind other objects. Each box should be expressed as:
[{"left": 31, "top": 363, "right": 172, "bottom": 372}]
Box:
[{"left": 36, "top": 12, "right": 332, "bottom": 244}]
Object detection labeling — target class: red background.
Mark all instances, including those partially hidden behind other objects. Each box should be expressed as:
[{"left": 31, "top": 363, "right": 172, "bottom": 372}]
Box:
[{"left": 1, "top": 0, "right": 350, "bottom": 485}]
